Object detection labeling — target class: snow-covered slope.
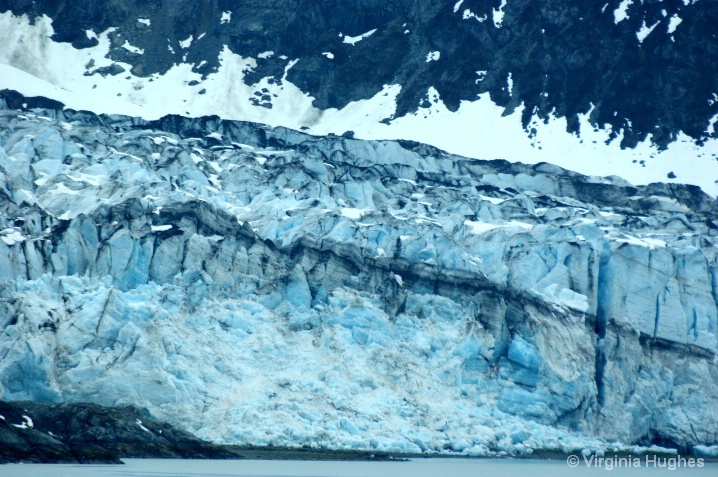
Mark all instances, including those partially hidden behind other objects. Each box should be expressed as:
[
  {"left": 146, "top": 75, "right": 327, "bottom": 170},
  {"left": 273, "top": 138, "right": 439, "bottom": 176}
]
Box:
[
  {"left": 1, "top": 101, "right": 717, "bottom": 454},
  {"left": 0, "top": 5, "right": 717, "bottom": 195}
]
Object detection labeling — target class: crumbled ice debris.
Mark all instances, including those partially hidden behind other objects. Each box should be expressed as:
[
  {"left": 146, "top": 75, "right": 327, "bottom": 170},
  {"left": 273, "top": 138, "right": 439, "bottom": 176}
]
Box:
[
  {"left": 1, "top": 228, "right": 27, "bottom": 246},
  {"left": 179, "top": 35, "right": 193, "bottom": 49},
  {"left": 136, "top": 419, "right": 152, "bottom": 433},
  {"left": 453, "top": 0, "right": 464, "bottom": 13},
  {"left": 694, "top": 445, "right": 718, "bottom": 457},
  {"left": 426, "top": 51, "right": 440, "bottom": 62},
  {"left": 220, "top": 11, "right": 232, "bottom": 24},
  {"left": 340, "top": 208, "right": 366, "bottom": 220},
  {"left": 636, "top": 20, "right": 660, "bottom": 43},
  {"left": 542, "top": 284, "right": 590, "bottom": 313},
  {"left": 464, "top": 220, "right": 532, "bottom": 235},
  {"left": 342, "top": 29, "right": 377, "bottom": 45},
  {"left": 392, "top": 273, "right": 404, "bottom": 287},
  {"left": 258, "top": 51, "right": 274, "bottom": 59},
  {"left": 150, "top": 135, "right": 178, "bottom": 145},
  {"left": 614, "top": 0, "right": 632, "bottom": 24},
  {"left": 493, "top": 0, "right": 508, "bottom": 28},
  {"left": 151, "top": 225, "right": 173, "bottom": 232},
  {"left": 137, "top": 18, "right": 151, "bottom": 26},
  {"left": 480, "top": 195, "right": 506, "bottom": 205},
  {"left": 322, "top": 52, "right": 335, "bottom": 59},
  {"left": 121, "top": 41, "right": 144, "bottom": 55},
  {"left": 667, "top": 14, "right": 683, "bottom": 34}
]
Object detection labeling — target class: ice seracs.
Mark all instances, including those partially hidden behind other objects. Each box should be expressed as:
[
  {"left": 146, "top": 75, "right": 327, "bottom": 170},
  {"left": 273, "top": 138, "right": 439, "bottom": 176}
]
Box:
[{"left": 0, "top": 103, "right": 716, "bottom": 454}]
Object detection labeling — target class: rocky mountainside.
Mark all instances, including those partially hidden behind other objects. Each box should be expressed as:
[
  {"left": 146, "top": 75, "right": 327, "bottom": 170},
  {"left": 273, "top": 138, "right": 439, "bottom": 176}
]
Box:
[
  {"left": 2, "top": 0, "right": 717, "bottom": 149},
  {"left": 1, "top": 1, "right": 717, "bottom": 194},
  {"left": 0, "top": 91, "right": 717, "bottom": 455}
]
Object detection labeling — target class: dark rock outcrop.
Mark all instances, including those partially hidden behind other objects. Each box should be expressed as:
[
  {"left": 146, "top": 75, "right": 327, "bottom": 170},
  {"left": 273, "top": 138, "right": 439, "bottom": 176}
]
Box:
[{"left": 0, "top": 400, "right": 240, "bottom": 464}]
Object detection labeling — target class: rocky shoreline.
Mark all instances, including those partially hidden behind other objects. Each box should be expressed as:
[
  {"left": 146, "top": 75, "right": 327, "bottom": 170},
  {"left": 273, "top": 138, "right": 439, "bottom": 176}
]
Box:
[
  {"left": 0, "top": 401, "right": 404, "bottom": 464},
  {"left": 0, "top": 400, "right": 241, "bottom": 463}
]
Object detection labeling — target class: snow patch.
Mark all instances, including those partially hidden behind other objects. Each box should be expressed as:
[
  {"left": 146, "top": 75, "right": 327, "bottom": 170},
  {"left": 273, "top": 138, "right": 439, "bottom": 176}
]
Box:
[
  {"left": 121, "top": 41, "right": 144, "bottom": 55},
  {"left": 179, "top": 35, "right": 193, "bottom": 49},
  {"left": 636, "top": 20, "right": 660, "bottom": 44},
  {"left": 342, "top": 29, "right": 377, "bottom": 45},
  {"left": 220, "top": 11, "right": 232, "bottom": 24},
  {"left": 426, "top": 51, "right": 440, "bottom": 62},
  {"left": 667, "top": 15, "right": 683, "bottom": 34},
  {"left": 493, "top": 0, "right": 508, "bottom": 28},
  {"left": 136, "top": 419, "right": 152, "bottom": 433},
  {"left": 340, "top": 208, "right": 367, "bottom": 220},
  {"left": 614, "top": 0, "right": 633, "bottom": 24}
]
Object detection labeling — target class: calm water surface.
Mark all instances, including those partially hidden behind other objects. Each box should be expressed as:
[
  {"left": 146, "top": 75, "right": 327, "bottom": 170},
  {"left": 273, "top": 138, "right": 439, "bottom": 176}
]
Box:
[{"left": 3, "top": 457, "right": 717, "bottom": 477}]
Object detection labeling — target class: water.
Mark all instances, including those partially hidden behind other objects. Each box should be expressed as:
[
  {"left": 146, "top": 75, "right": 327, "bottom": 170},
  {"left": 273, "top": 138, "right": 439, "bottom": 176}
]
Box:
[{"left": 2, "top": 458, "right": 716, "bottom": 477}]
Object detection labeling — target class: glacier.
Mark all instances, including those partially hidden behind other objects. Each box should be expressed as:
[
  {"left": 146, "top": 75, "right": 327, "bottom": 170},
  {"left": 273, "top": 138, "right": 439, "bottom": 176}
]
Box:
[{"left": 0, "top": 98, "right": 717, "bottom": 455}]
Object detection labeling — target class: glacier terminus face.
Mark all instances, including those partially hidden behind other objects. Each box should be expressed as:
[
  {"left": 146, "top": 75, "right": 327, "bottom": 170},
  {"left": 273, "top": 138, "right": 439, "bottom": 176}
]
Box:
[{"left": 0, "top": 101, "right": 717, "bottom": 456}]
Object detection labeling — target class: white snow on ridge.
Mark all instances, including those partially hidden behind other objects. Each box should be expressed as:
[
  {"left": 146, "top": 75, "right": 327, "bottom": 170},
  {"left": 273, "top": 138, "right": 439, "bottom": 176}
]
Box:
[
  {"left": 220, "top": 11, "right": 232, "bottom": 24},
  {"left": 342, "top": 29, "right": 377, "bottom": 45},
  {"left": 0, "top": 11, "right": 716, "bottom": 196}
]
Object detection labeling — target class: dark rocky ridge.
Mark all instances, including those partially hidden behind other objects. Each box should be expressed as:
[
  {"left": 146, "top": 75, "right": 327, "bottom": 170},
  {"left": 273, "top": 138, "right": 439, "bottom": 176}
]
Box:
[
  {"left": 2, "top": 0, "right": 717, "bottom": 149},
  {"left": 0, "top": 400, "right": 240, "bottom": 463}
]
